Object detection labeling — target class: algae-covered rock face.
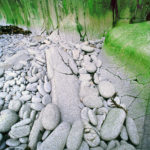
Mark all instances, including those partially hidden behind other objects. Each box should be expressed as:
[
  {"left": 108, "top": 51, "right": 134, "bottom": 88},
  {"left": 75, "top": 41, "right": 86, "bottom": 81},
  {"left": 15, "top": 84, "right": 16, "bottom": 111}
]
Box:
[{"left": 0, "top": 0, "right": 150, "bottom": 38}]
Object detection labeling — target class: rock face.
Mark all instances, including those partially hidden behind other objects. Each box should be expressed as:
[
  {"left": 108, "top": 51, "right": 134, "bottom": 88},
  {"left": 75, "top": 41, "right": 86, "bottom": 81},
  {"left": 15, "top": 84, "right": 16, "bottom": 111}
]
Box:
[
  {"left": 98, "top": 81, "right": 115, "bottom": 98},
  {"left": 0, "top": 109, "right": 18, "bottom": 132},
  {"left": 126, "top": 117, "right": 139, "bottom": 145},
  {"left": 46, "top": 47, "right": 80, "bottom": 123},
  {"left": 100, "top": 108, "right": 126, "bottom": 141},
  {"left": 40, "top": 122, "right": 71, "bottom": 150},
  {"left": 42, "top": 104, "right": 60, "bottom": 130},
  {"left": 67, "top": 120, "right": 84, "bottom": 150}
]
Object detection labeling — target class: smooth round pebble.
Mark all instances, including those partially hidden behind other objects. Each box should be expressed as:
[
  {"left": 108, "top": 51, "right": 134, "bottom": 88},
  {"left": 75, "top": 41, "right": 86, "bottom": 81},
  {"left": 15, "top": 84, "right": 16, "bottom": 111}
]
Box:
[
  {"left": 6, "top": 139, "right": 20, "bottom": 147},
  {"left": 30, "top": 103, "right": 44, "bottom": 111},
  {"left": 98, "top": 81, "right": 115, "bottom": 98}
]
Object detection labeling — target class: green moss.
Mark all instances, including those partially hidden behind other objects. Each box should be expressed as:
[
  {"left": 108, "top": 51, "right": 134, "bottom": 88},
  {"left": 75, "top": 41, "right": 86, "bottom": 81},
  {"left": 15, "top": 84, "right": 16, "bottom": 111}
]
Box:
[
  {"left": 104, "top": 21, "right": 150, "bottom": 84},
  {"left": 0, "top": 0, "right": 150, "bottom": 39}
]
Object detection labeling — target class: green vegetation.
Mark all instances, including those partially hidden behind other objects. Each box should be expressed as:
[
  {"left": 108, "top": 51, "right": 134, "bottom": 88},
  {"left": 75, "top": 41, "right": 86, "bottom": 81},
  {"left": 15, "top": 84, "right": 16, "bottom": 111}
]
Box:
[{"left": 104, "top": 21, "right": 150, "bottom": 84}]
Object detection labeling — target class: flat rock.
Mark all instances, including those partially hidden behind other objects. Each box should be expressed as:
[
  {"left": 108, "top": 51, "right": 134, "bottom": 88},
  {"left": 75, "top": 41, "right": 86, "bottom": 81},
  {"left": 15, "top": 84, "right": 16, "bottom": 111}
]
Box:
[
  {"left": 0, "top": 109, "right": 18, "bottom": 132},
  {"left": 98, "top": 81, "right": 115, "bottom": 98},
  {"left": 126, "top": 117, "right": 139, "bottom": 145},
  {"left": 58, "top": 48, "right": 78, "bottom": 75},
  {"left": 100, "top": 108, "right": 126, "bottom": 141},
  {"left": 83, "top": 95, "right": 103, "bottom": 108},
  {"left": 42, "top": 103, "right": 60, "bottom": 130},
  {"left": 40, "top": 122, "right": 71, "bottom": 150},
  {"left": 46, "top": 48, "right": 80, "bottom": 123},
  {"left": 67, "top": 120, "right": 84, "bottom": 150},
  {"left": 46, "top": 46, "right": 72, "bottom": 78},
  {"left": 81, "top": 45, "right": 94, "bottom": 52}
]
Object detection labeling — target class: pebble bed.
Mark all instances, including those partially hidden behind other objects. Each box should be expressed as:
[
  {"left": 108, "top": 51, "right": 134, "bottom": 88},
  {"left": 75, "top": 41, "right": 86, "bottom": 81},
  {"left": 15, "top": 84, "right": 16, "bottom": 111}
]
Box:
[{"left": 0, "top": 33, "right": 140, "bottom": 150}]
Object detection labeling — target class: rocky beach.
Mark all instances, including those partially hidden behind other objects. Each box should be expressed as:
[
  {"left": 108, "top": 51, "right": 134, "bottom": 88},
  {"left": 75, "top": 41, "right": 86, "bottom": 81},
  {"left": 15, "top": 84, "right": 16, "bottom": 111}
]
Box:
[{"left": 0, "top": 31, "right": 146, "bottom": 150}]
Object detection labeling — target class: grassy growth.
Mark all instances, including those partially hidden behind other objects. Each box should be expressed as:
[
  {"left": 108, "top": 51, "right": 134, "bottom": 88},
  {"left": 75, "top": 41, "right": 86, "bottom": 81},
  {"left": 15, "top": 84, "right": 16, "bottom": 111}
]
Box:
[{"left": 104, "top": 21, "right": 150, "bottom": 84}]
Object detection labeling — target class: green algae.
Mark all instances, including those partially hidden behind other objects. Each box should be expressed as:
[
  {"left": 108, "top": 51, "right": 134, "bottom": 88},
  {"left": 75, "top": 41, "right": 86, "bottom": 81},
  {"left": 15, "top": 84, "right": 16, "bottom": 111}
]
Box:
[
  {"left": 0, "top": 0, "right": 149, "bottom": 39},
  {"left": 104, "top": 22, "right": 150, "bottom": 84}
]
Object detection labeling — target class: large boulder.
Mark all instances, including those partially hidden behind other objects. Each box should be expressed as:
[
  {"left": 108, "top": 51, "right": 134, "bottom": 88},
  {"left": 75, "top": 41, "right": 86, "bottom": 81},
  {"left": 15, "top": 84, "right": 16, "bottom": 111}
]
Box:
[{"left": 46, "top": 47, "right": 80, "bottom": 123}]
